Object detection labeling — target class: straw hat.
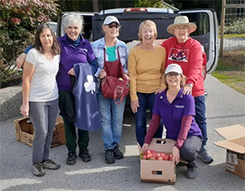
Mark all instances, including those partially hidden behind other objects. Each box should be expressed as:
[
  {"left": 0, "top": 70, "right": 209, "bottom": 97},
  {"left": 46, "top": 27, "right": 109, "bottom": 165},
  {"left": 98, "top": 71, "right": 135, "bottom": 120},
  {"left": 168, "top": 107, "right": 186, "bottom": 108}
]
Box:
[{"left": 167, "top": 16, "right": 197, "bottom": 35}]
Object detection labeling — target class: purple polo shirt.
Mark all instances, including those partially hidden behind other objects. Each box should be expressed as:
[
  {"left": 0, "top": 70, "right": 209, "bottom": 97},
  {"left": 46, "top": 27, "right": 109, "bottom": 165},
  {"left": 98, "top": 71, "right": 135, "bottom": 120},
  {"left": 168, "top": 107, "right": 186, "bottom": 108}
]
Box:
[
  {"left": 153, "top": 88, "right": 202, "bottom": 140},
  {"left": 56, "top": 34, "right": 96, "bottom": 90}
]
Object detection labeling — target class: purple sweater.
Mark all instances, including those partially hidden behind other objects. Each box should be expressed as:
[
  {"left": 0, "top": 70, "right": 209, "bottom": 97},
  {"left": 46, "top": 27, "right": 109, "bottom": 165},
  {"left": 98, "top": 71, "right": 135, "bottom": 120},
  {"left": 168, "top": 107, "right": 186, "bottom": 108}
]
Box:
[{"left": 56, "top": 34, "right": 97, "bottom": 90}]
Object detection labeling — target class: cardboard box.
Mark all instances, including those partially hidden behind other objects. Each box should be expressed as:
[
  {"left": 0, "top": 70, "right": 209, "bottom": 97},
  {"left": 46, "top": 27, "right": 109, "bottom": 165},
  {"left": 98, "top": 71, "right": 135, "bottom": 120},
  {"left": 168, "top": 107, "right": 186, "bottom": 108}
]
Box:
[
  {"left": 214, "top": 124, "right": 245, "bottom": 179},
  {"left": 138, "top": 138, "right": 176, "bottom": 184},
  {"left": 14, "top": 116, "right": 66, "bottom": 147}
]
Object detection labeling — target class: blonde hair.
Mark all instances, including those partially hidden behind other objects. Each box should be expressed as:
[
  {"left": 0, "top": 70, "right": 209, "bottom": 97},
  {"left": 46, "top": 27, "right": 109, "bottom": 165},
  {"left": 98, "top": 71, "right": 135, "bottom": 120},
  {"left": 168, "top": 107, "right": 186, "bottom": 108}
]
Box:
[{"left": 138, "top": 20, "right": 157, "bottom": 42}]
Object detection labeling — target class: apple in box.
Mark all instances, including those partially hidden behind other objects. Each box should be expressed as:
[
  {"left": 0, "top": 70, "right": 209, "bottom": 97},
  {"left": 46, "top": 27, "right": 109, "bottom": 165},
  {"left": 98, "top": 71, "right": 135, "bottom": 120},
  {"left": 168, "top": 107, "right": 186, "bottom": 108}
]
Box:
[{"left": 141, "top": 149, "right": 173, "bottom": 161}]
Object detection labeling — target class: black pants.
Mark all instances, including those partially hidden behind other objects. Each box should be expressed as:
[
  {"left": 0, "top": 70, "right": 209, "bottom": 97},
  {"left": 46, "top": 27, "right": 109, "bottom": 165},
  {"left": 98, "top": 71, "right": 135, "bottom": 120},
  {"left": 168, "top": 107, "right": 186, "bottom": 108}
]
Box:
[{"left": 59, "top": 90, "right": 89, "bottom": 151}]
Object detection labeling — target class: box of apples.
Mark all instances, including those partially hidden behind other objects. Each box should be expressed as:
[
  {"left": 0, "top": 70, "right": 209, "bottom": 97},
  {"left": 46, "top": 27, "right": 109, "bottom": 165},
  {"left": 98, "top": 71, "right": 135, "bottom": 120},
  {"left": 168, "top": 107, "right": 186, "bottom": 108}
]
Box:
[{"left": 138, "top": 138, "right": 176, "bottom": 184}]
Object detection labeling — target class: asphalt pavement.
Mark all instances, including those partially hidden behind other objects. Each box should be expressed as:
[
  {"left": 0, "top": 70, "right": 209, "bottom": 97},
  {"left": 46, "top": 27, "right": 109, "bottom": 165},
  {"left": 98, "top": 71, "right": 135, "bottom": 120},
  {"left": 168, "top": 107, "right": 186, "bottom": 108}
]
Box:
[{"left": 0, "top": 74, "right": 245, "bottom": 191}]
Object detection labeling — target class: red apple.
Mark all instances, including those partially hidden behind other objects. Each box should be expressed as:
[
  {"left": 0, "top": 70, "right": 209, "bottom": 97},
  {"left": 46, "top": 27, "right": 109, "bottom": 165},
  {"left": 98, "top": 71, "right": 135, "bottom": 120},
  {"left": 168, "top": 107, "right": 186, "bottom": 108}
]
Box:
[
  {"left": 144, "top": 150, "right": 151, "bottom": 155},
  {"left": 162, "top": 154, "right": 169, "bottom": 161},
  {"left": 160, "top": 153, "right": 166, "bottom": 160},
  {"left": 149, "top": 157, "right": 156, "bottom": 160},
  {"left": 169, "top": 154, "right": 173, "bottom": 161},
  {"left": 150, "top": 150, "right": 157, "bottom": 154},
  {"left": 146, "top": 153, "right": 153, "bottom": 159},
  {"left": 158, "top": 156, "right": 163, "bottom": 161}
]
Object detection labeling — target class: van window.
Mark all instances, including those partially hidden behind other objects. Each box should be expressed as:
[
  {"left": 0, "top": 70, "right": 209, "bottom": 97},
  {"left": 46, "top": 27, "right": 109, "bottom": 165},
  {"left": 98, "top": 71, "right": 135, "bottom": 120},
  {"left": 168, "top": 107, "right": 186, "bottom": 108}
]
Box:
[
  {"left": 183, "top": 12, "right": 210, "bottom": 35},
  {"left": 92, "top": 13, "right": 178, "bottom": 42},
  {"left": 81, "top": 16, "right": 93, "bottom": 40},
  {"left": 180, "top": 12, "right": 211, "bottom": 62}
]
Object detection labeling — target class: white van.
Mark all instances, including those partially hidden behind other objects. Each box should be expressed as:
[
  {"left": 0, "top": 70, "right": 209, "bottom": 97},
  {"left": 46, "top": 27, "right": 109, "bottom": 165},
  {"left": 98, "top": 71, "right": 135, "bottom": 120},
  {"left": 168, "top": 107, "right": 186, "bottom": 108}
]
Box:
[{"left": 57, "top": 8, "right": 219, "bottom": 73}]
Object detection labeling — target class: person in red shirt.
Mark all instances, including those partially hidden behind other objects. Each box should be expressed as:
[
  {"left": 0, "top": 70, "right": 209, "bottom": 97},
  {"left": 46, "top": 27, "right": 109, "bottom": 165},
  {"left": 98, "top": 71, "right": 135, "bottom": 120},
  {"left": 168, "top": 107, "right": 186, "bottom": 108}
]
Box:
[{"left": 162, "top": 16, "right": 213, "bottom": 164}]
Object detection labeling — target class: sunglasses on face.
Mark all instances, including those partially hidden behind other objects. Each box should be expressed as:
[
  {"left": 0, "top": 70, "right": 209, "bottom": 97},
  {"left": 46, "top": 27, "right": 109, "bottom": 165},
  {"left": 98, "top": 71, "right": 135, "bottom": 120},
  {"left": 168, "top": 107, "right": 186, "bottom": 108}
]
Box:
[
  {"left": 107, "top": 24, "right": 120, "bottom": 29},
  {"left": 166, "top": 72, "right": 180, "bottom": 76}
]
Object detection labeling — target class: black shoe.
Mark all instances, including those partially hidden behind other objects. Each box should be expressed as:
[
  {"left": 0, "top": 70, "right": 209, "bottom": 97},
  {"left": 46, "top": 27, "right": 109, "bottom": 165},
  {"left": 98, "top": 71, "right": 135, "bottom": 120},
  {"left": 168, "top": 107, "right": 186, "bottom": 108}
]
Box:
[
  {"left": 105, "top": 149, "right": 115, "bottom": 164},
  {"left": 79, "top": 148, "right": 92, "bottom": 162},
  {"left": 186, "top": 162, "right": 198, "bottom": 179},
  {"left": 113, "top": 146, "right": 124, "bottom": 159},
  {"left": 32, "top": 163, "right": 45, "bottom": 177},
  {"left": 66, "top": 151, "right": 77, "bottom": 165},
  {"left": 42, "top": 159, "right": 61, "bottom": 170}
]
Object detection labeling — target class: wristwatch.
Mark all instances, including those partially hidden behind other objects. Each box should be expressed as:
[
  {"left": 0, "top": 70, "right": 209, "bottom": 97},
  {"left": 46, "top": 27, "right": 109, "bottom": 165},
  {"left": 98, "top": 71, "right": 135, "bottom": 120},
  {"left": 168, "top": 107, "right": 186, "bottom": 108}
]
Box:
[{"left": 188, "top": 84, "right": 193, "bottom": 88}]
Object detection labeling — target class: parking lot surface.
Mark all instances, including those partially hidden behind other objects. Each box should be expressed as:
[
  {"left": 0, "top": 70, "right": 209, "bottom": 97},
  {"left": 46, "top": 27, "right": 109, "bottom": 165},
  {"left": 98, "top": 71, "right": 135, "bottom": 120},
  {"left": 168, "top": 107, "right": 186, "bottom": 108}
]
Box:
[{"left": 0, "top": 75, "right": 244, "bottom": 191}]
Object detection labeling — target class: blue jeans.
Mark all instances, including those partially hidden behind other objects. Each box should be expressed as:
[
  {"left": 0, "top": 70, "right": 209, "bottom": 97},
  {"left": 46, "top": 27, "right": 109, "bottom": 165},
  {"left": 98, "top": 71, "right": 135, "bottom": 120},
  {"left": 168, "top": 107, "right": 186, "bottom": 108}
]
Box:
[
  {"left": 98, "top": 91, "right": 126, "bottom": 150},
  {"left": 194, "top": 95, "right": 207, "bottom": 151},
  {"left": 135, "top": 92, "right": 163, "bottom": 146}
]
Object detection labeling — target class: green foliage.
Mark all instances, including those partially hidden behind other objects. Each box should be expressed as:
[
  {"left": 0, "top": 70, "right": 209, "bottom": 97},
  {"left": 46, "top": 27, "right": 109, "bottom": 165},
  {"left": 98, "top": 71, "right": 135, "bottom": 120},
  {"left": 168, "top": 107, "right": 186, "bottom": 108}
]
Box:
[
  {"left": 135, "top": 0, "right": 164, "bottom": 8},
  {"left": 224, "top": 18, "right": 245, "bottom": 34},
  {"left": 0, "top": 0, "right": 59, "bottom": 88},
  {"left": 58, "top": 0, "right": 85, "bottom": 11}
]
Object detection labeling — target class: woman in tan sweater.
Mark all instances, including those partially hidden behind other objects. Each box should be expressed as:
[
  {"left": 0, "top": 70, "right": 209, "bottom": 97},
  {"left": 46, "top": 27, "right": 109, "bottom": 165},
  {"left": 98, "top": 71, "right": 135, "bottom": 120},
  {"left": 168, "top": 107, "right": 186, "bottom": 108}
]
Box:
[{"left": 128, "top": 20, "right": 166, "bottom": 146}]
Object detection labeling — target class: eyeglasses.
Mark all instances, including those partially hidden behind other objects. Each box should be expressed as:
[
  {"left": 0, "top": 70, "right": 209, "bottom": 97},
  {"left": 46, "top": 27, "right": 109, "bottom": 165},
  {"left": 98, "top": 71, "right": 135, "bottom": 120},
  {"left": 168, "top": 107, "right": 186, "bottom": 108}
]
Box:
[
  {"left": 107, "top": 24, "right": 120, "bottom": 29},
  {"left": 166, "top": 72, "right": 180, "bottom": 76}
]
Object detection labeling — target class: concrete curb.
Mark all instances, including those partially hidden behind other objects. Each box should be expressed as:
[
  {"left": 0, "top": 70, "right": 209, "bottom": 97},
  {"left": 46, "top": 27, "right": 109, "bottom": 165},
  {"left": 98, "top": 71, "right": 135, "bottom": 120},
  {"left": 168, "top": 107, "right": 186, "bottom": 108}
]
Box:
[{"left": 0, "top": 85, "right": 22, "bottom": 121}]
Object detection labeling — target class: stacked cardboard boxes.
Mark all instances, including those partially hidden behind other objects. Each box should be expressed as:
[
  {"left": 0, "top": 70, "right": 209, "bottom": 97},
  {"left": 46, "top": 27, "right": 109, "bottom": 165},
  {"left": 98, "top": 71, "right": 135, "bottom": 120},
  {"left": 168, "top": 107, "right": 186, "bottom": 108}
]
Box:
[{"left": 14, "top": 116, "right": 66, "bottom": 147}]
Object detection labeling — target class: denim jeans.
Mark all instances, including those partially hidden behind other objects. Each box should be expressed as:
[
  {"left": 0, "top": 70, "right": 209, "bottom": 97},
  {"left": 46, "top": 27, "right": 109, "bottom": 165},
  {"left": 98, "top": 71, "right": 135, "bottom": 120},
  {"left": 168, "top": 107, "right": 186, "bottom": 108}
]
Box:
[
  {"left": 98, "top": 91, "right": 126, "bottom": 150},
  {"left": 194, "top": 95, "right": 207, "bottom": 151},
  {"left": 135, "top": 92, "right": 163, "bottom": 146},
  {"left": 29, "top": 99, "right": 59, "bottom": 164}
]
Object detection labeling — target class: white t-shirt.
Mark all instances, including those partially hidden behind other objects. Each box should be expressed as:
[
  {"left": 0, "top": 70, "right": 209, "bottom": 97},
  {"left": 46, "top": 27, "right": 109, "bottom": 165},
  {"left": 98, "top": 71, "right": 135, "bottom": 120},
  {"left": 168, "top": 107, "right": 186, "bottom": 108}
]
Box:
[{"left": 26, "top": 48, "right": 60, "bottom": 102}]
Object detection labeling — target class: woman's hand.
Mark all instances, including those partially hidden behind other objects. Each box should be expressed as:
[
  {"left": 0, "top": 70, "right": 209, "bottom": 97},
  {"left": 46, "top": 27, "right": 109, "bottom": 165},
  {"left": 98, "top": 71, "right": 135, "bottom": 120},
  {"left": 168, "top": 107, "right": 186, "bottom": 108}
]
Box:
[
  {"left": 183, "top": 85, "right": 193, "bottom": 95},
  {"left": 172, "top": 146, "right": 180, "bottom": 165},
  {"left": 131, "top": 100, "right": 139, "bottom": 113},
  {"left": 20, "top": 104, "right": 29, "bottom": 117},
  {"left": 124, "top": 73, "right": 130, "bottom": 81},
  {"left": 68, "top": 68, "right": 75, "bottom": 76},
  {"left": 155, "top": 88, "right": 162, "bottom": 95},
  {"left": 142, "top": 143, "right": 149, "bottom": 152},
  {"left": 99, "top": 69, "right": 106, "bottom": 79},
  {"left": 16, "top": 53, "right": 26, "bottom": 69}
]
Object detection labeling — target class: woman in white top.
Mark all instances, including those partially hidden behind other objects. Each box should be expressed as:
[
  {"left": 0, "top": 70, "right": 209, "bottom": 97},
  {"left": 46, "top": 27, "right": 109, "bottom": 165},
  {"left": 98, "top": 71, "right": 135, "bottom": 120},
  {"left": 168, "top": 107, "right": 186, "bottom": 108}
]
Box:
[{"left": 20, "top": 23, "right": 61, "bottom": 177}]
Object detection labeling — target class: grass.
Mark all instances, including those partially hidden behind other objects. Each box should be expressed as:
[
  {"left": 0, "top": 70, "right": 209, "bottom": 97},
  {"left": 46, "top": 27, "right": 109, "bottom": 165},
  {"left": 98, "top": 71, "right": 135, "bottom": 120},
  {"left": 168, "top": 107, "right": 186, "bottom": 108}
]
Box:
[
  {"left": 223, "top": 34, "right": 245, "bottom": 38},
  {"left": 212, "top": 50, "right": 245, "bottom": 95}
]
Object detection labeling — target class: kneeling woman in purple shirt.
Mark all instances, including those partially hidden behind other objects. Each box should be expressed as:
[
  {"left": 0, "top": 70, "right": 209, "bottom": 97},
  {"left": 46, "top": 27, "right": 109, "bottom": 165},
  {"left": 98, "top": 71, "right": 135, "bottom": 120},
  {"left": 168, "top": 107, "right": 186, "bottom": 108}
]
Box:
[{"left": 142, "top": 64, "right": 202, "bottom": 179}]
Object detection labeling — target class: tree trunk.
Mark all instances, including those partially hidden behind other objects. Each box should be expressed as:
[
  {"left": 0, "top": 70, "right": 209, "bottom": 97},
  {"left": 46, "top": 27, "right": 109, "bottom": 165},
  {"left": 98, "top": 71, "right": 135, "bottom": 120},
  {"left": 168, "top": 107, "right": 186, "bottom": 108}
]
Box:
[{"left": 92, "top": 0, "right": 99, "bottom": 12}]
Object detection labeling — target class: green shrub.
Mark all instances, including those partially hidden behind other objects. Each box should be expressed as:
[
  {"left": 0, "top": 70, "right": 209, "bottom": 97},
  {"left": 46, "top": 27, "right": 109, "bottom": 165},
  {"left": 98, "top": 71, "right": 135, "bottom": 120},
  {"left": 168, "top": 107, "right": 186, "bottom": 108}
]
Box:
[
  {"left": 224, "top": 18, "right": 245, "bottom": 34},
  {"left": 0, "top": 0, "right": 59, "bottom": 88}
]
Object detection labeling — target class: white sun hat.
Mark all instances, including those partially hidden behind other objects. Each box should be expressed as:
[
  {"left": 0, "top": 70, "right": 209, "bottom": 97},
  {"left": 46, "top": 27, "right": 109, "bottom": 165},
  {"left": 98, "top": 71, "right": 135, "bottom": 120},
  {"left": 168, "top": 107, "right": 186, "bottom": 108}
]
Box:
[
  {"left": 103, "top": 16, "right": 120, "bottom": 25},
  {"left": 165, "top": 64, "right": 183, "bottom": 75},
  {"left": 167, "top": 16, "right": 197, "bottom": 35}
]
